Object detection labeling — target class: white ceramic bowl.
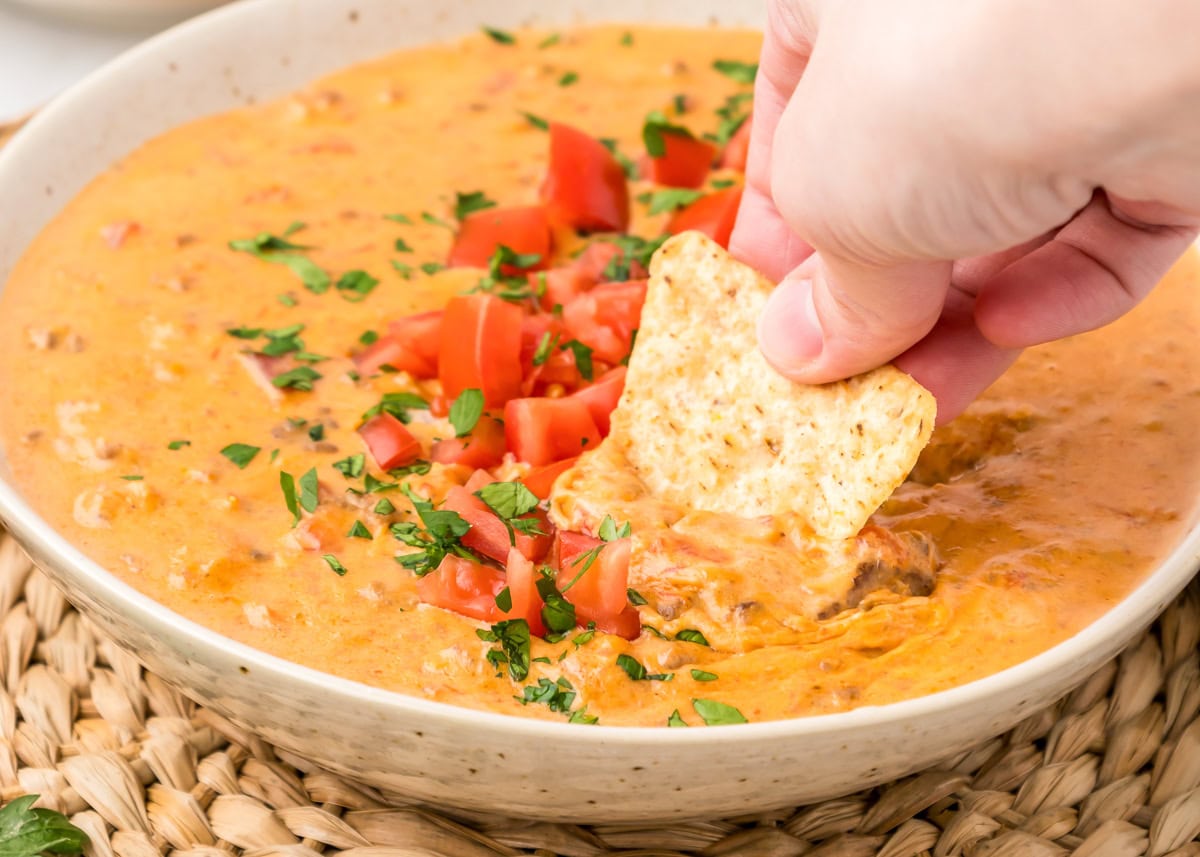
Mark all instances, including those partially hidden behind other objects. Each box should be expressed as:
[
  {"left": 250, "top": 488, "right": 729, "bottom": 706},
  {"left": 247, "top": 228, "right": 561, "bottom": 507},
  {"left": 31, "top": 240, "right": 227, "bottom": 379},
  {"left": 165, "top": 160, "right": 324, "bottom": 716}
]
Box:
[{"left": 1, "top": 0, "right": 1198, "bottom": 824}]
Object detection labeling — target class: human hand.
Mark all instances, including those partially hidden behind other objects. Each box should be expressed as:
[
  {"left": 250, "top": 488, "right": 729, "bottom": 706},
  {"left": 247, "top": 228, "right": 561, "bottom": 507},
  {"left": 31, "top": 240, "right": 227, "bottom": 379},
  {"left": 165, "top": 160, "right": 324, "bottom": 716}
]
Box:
[{"left": 730, "top": 0, "right": 1200, "bottom": 421}]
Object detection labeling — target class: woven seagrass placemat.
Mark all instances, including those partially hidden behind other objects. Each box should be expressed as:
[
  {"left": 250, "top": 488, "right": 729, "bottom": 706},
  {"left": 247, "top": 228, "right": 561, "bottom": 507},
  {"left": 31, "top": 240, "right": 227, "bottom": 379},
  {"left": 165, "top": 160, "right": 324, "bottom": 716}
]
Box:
[{"left": 1, "top": 527, "right": 1199, "bottom": 857}]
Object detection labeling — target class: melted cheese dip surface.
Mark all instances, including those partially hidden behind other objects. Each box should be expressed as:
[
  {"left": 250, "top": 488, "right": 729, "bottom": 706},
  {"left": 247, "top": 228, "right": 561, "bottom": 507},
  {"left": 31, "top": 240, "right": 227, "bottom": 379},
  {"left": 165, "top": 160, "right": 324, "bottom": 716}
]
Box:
[{"left": 1, "top": 25, "right": 1198, "bottom": 726}]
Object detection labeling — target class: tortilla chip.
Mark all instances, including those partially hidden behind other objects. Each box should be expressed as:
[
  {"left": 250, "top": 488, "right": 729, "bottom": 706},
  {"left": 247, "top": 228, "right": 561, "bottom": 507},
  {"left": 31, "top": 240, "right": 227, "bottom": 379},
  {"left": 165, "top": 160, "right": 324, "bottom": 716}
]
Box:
[{"left": 605, "top": 232, "right": 936, "bottom": 540}]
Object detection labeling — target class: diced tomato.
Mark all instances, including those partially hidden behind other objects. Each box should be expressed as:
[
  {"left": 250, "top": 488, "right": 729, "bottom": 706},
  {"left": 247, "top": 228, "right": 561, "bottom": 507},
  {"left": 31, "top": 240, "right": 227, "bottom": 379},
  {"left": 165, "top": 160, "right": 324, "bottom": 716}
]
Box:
[
  {"left": 439, "top": 294, "right": 524, "bottom": 406},
  {"left": 555, "top": 535, "right": 639, "bottom": 640},
  {"left": 447, "top": 205, "right": 552, "bottom": 271},
  {"left": 388, "top": 310, "right": 443, "bottom": 365},
  {"left": 358, "top": 413, "right": 422, "bottom": 469},
  {"left": 532, "top": 265, "right": 592, "bottom": 312},
  {"left": 430, "top": 415, "right": 508, "bottom": 470},
  {"left": 521, "top": 456, "right": 578, "bottom": 500},
  {"left": 520, "top": 313, "right": 564, "bottom": 367},
  {"left": 640, "top": 133, "right": 717, "bottom": 189},
  {"left": 463, "top": 469, "right": 496, "bottom": 492},
  {"left": 553, "top": 530, "right": 601, "bottom": 570},
  {"left": 540, "top": 122, "right": 631, "bottom": 233},
  {"left": 443, "top": 485, "right": 553, "bottom": 564},
  {"left": 505, "top": 397, "right": 602, "bottom": 466},
  {"left": 720, "top": 116, "right": 752, "bottom": 172},
  {"left": 503, "top": 549, "right": 547, "bottom": 637},
  {"left": 416, "top": 555, "right": 505, "bottom": 623},
  {"left": 569, "top": 366, "right": 626, "bottom": 436},
  {"left": 354, "top": 334, "right": 435, "bottom": 378},
  {"left": 667, "top": 186, "right": 744, "bottom": 249},
  {"left": 561, "top": 280, "right": 647, "bottom": 365}
]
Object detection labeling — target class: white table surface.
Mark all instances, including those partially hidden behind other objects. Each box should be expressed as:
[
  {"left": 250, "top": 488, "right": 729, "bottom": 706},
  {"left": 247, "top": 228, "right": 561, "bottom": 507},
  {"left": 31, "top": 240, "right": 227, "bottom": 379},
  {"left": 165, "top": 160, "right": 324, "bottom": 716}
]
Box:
[{"left": 0, "top": 1, "right": 218, "bottom": 123}]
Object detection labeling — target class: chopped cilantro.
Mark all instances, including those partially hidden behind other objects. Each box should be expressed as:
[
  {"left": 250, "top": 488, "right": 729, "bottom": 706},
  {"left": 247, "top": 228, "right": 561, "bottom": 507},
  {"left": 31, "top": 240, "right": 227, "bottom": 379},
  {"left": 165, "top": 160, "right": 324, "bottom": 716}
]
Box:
[
  {"left": 120, "top": 475, "right": 143, "bottom": 481},
  {"left": 619, "top": 31, "right": 633, "bottom": 46},
  {"left": 675, "top": 628, "right": 711, "bottom": 646},
  {"left": 642, "top": 624, "right": 668, "bottom": 639},
  {"left": 307, "top": 423, "right": 325, "bottom": 442},
  {"left": 322, "top": 554, "right": 348, "bottom": 576},
  {"left": 363, "top": 472, "right": 399, "bottom": 494},
  {"left": 226, "top": 326, "right": 263, "bottom": 339},
  {"left": 393, "top": 238, "right": 413, "bottom": 254},
  {"left": 475, "top": 480, "right": 544, "bottom": 545},
  {"left": 347, "top": 520, "right": 372, "bottom": 540},
  {"left": 598, "top": 234, "right": 668, "bottom": 281},
  {"left": 693, "top": 698, "right": 747, "bottom": 725},
  {"left": 520, "top": 111, "right": 549, "bottom": 131},
  {"left": 336, "top": 270, "right": 379, "bottom": 302},
  {"left": 389, "top": 459, "right": 433, "bottom": 478},
  {"left": 229, "top": 227, "right": 331, "bottom": 294},
  {"left": 482, "top": 26, "right": 515, "bottom": 44},
  {"left": 558, "top": 71, "right": 579, "bottom": 87},
  {"left": 599, "top": 515, "right": 632, "bottom": 541},
  {"left": 333, "top": 453, "right": 366, "bottom": 479},
  {"left": 642, "top": 109, "right": 693, "bottom": 158},
  {"left": 220, "top": 443, "right": 261, "bottom": 469},
  {"left": 710, "top": 177, "right": 737, "bottom": 189},
  {"left": 535, "top": 572, "right": 576, "bottom": 633},
  {"left": 477, "top": 618, "right": 531, "bottom": 681},
  {"left": 691, "top": 669, "right": 719, "bottom": 682},
  {"left": 531, "top": 331, "right": 558, "bottom": 366},
  {"left": 167, "top": 439, "right": 190, "bottom": 450},
  {"left": 391, "top": 260, "right": 414, "bottom": 280},
  {"left": 637, "top": 188, "right": 704, "bottom": 216},
  {"left": 391, "top": 484, "right": 472, "bottom": 575},
  {"left": 538, "top": 32, "right": 561, "bottom": 49},
  {"left": 384, "top": 213, "right": 413, "bottom": 224},
  {"left": 713, "top": 58, "right": 758, "bottom": 83},
  {"left": 667, "top": 710, "right": 689, "bottom": 727},
  {"left": 616, "top": 654, "right": 673, "bottom": 682},
  {"left": 572, "top": 628, "right": 596, "bottom": 647},
  {"left": 362, "top": 392, "right": 429, "bottom": 422},
  {"left": 705, "top": 91, "right": 753, "bottom": 145},
  {"left": 562, "top": 515, "right": 631, "bottom": 590},
  {"left": 626, "top": 588, "right": 648, "bottom": 606},
  {"left": 448, "top": 388, "right": 485, "bottom": 437},
  {"left": 280, "top": 471, "right": 301, "bottom": 525},
  {"left": 516, "top": 676, "right": 576, "bottom": 712},
  {"left": 359, "top": 330, "right": 379, "bottom": 345},
  {"left": 420, "top": 262, "right": 446, "bottom": 276},
  {"left": 569, "top": 708, "right": 599, "bottom": 725},
  {"left": 561, "top": 339, "right": 594, "bottom": 380},
  {"left": 298, "top": 467, "right": 319, "bottom": 513},
  {"left": 453, "top": 190, "right": 497, "bottom": 221},
  {"left": 471, "top": 244, "right": 544, "bottom": 302},
  {"left": 495, "top": 587, "right": 513, "bottom": 613},
  {"left": 277, "top": 293, "right": 298, "bottom": 307},
  {"left": 672, "top": 93, "right": 688, "bottom": 114},
  {"left": 374, "top": 498, "right": 396, "bottom": 515},
  {"left": 272, "top": 366, "right": 322, "bottom": 391}
]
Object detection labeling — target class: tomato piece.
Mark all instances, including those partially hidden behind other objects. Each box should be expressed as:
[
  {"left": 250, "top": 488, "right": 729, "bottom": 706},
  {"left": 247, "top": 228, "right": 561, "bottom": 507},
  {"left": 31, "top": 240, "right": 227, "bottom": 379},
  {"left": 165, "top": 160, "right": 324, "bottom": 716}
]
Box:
[
  {"left": 358, "top": 413, "right": 422, "bottom": 469},
  {"left": 561, "top": 280, "right": 647, "bottom": 364},
  {"left": 354, "top": 334, "right": 435, "bottom": 378},
  {"left": 443, "top": 485, "right": 553, "bottom": 564},
  {"left": 387, "top": 310, "right": 444, "bottom": 366},
  {"left": 720, "top": 115, "right": 752, "bottom": 172},
  {"left": 640, "top": 133, "right": 717, "bottom": 189},
  {"left": 532, "top": 265, "right": 593, "bottom": 312},
  {"left": 431, "top": 415, "right": 508, "bottom": 470},
  {"left": 463, "top": 468, "right": 497, "bottom": 492},
  {"left": 504, "top": 397, "right": 602, "bottom": 466},
  {"left": 572, "top": 242, "right": 640, "bottom": 282},
  {"left": 521, "top": 456, "right": 578, "bottom": 500},
  {"left": 569, "top": 366, "right": 626, "bottom": 436},
  {"left": 540, "top": 122, "right": 631, "bottom": 233},
  {"left": 447, "top": 205, "right": 552, "bottom": 271},
  {"left": 667, "top": 186, "right": 744, "bottom": 249},
  {"left": 416, "top": 555, "right": 505, "bottom": 622},
  {"left": 503, "top": 549, "right": 547, "bottom": 637},
  {"left": 555, "top": 535, "right": 639, "bottom": 639},
  {"left": 439, "top": 294, "right": 524, "bottom": 406}
]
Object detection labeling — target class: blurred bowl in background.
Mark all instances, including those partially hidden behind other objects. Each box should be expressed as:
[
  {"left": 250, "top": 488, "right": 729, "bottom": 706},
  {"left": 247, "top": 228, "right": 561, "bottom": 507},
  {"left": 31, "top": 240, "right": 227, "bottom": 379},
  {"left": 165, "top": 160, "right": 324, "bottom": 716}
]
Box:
[{"left": 4, "top": 0, "right": 229, "bottom": 29}]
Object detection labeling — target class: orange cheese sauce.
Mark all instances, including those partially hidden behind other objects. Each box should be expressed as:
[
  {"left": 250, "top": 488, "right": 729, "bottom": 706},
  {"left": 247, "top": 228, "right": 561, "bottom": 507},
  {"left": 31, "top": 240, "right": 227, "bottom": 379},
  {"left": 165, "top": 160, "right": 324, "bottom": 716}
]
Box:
[{"left": 1, "top": 25, "right": 1199, "bottom": 726}]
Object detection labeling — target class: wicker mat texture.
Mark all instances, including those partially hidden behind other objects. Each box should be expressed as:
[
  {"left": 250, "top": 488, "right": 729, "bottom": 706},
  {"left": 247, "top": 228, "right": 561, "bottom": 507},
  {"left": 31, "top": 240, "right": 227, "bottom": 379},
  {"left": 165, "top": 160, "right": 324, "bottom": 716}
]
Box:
[{"left": 0, "top": 532, "right": 1197, "bottom": 857}]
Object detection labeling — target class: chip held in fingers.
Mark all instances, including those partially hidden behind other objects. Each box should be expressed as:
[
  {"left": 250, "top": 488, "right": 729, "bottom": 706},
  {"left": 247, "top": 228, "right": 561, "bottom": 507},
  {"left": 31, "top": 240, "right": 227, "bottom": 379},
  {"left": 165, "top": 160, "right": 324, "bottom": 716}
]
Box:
[{"left": 604, "top": 231, "right": 936, "bottom": 540}]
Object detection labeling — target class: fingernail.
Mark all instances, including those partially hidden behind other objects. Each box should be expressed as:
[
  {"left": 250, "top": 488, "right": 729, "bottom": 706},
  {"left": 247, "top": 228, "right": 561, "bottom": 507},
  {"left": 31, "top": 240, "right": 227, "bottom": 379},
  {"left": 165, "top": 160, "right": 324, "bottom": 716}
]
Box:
[{"left": 758, "top": 277, "right": 824, "bottom": 373}]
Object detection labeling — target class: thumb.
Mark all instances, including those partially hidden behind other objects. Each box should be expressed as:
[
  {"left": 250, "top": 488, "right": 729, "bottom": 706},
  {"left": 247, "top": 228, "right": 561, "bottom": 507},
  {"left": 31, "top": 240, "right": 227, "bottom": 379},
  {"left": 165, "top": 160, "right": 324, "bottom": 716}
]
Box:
[{"left": 758, "top": 254, "right": 952, "bottom": 383}]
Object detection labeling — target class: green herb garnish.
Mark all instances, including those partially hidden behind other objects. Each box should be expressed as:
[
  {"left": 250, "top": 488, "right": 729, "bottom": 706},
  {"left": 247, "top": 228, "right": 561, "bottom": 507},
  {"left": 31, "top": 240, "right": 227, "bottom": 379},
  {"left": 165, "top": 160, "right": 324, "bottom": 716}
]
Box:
[
  {"left": 616, "top": 654, "right": 673, "bottom": 682},
  {"left": 626, "top": 588, "right": 648, "bottom": 606},
  {"left": 336, "top": 270, "right": 379, "bottom": 302},
  {"left": 535, "top": 572, "right": 576, "bottom": 633},
  {"left": 520, "top": 111, "right": 549, "bottom": 131},
  {"left": 453, "top": 190, "right": 497, "bottom": 221},
  {"left": 675, "top": 628, "right": 711, "bottom": 646},
  {"left": 478, "top": 618, "right": 531, "bottom": 680},
  {"left": 362, "top": 392, "right": 430, "bottom": 422},
  {"left": 322, "top": 554, "right": 348, "bottom": 576},
  {"left": 448, "top": 388, "right": 485, "bottom": 437},
  {"left": 642, "top": 109, "right": 693, "bottom": 158},
  {"left": 333, "top": 453, "right": 366, "bottom": 479},
  {"left": 220, "top": 443, "right": 261, "bottom": 469},
  {"left": 167, "top": 440, "right": 190, "bottom": 450},
  {"left": 693, "top": 698, "right": 747, "bottom": 725},
  {"left": 347, "top": 521, "right": 372, "bottom": 540},
  {"left": 713, "top": 59, "right": 758, "bottom": 83},
  {"left": 391, "top": 484, "right": 472, "bottom": 575},
  {"left": 558, "top": 71, "right": 579, "bottom": 87},
  {"left": 272, "top": 366, "right": 322, "bottom": 391},
  {"left": 229, "top": 225, "right": 331, "bottom": 294},
  {"left": 374, "top": 498, "right": 396, "bottom": 515},
  {"left": 667, "top": 710, "right": 689, "bottom": 727},
  {"left": 690, "top": 669, "right": 719, "bottom": 682},
  {"left": 637, "top": 188, "right": 704, "bottom": 216},
  {"left": 561, "top": 339, "right": 594, "bottom": 381},
  {"left": 482, "top": 26, "right": 515, "bottom": 44}
]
